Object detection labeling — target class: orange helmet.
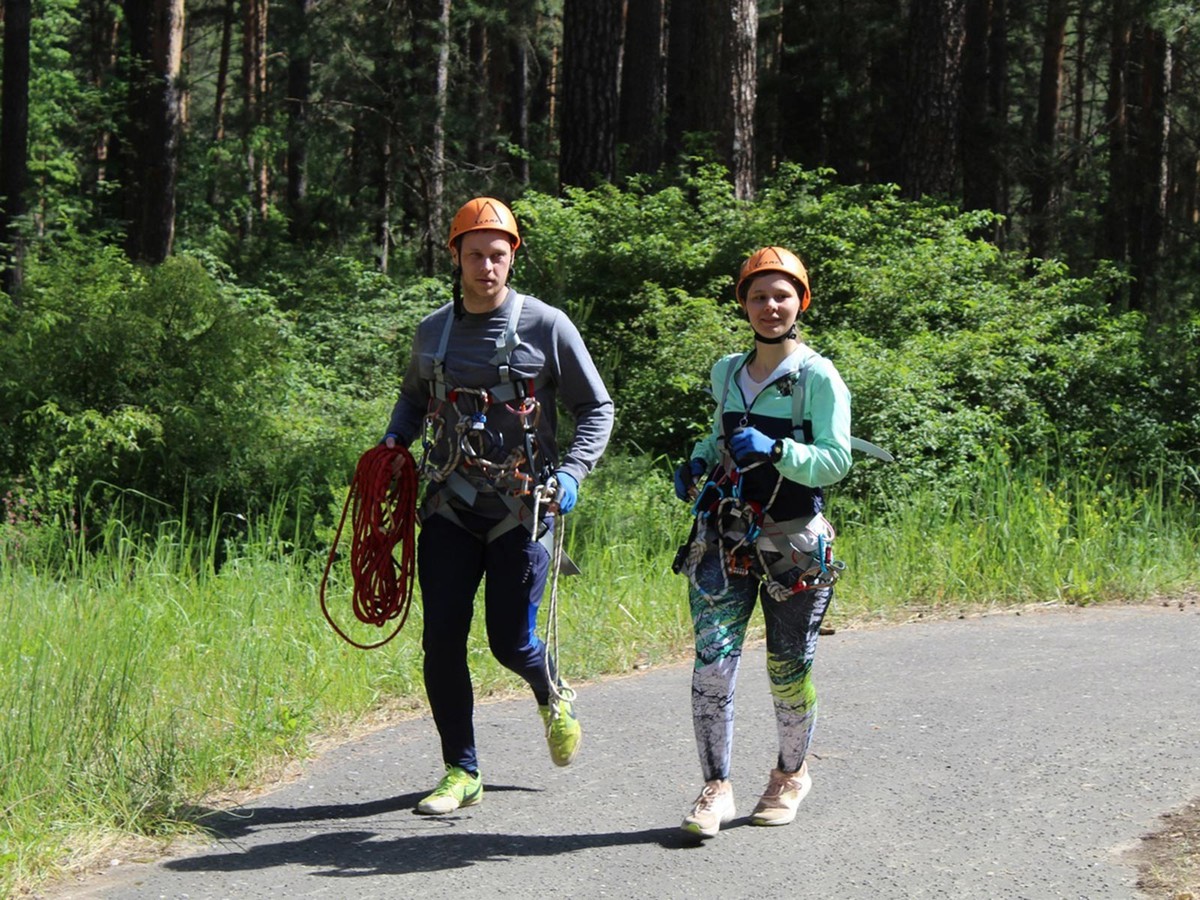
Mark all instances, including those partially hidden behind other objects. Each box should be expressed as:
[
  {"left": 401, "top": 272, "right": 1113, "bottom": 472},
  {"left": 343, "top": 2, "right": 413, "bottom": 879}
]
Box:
[
  {"left": 736, "top": 246, "right": 810, "bottom": 311},
  {"left": 447, "top": 197, "right": 521, "bottom": 250}
]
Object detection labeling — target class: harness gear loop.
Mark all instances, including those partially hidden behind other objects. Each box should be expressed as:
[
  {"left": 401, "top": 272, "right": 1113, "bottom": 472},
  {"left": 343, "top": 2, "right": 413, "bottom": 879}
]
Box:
[
  {"left": 420, "top": 398, "right": 456, "bottom": 482},
  {"left": 320, "top": 444, "right": 419, "bottom": 649}
]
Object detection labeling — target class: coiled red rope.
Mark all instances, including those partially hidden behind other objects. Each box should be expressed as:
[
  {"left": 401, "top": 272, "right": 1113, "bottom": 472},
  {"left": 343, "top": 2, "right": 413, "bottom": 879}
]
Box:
[{"left": 320, "top": 444, "right": 419, "bottom": 649}]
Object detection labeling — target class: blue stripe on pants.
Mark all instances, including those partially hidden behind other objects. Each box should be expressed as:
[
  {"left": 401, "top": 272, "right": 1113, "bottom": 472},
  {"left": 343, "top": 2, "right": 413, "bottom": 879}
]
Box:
[{"left": 418, "top": 507, "right": 555, "bottom": 773}]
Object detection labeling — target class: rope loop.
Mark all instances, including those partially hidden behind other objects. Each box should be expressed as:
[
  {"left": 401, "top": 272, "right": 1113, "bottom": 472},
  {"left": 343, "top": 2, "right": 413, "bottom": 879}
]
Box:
[{"left": 319, "top": 444, "right": 419, "bottom": 649}]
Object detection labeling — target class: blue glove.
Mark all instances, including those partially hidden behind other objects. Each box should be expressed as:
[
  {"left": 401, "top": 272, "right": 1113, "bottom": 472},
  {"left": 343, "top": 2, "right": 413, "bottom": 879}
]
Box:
[
  {"left": 728, "top": 427, "right": 780, "bottom": 467},
  {"left": 552, "top": 471, "right": 579, "bottom": 514},
  {"left": 674, "top": 458, "right": 707, "bottom": 501}
]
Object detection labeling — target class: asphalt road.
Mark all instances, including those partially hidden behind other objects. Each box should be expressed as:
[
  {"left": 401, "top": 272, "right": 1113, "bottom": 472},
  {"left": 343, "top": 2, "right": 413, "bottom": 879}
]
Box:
[{"left": 48, "top": 604, "right": 1200, "bottom": 900}]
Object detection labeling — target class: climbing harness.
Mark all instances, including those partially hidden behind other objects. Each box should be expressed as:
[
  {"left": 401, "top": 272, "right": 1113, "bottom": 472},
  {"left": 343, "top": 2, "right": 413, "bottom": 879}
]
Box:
[
  {"left": 420, "top": 291, "right": 544, "bottom": 502},
  {"left": 674, "top": 351, "right": 851, "bottom": 603},
  {"left": 678, "top": 461, "right": 843, "bottom": 605},
  {"left": 320, "top": 443, "right": 419, "bottom": 649},
  {"left": 420, "top": 385, "right": 541, "bottom": 495},
  {"left": 416, "top": 290, "right": 579, "bottom": 574}
]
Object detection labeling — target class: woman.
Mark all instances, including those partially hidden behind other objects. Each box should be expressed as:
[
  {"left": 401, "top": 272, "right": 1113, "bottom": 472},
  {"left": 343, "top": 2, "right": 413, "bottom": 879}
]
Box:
[{"left": 672, "top": 246, "right": 852, "bottom": 838}]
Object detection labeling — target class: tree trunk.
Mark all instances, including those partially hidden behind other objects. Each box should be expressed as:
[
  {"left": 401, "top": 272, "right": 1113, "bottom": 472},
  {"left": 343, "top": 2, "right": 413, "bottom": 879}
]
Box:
[
  {"left": 988, "top": 0, "right": 1009, "bottom": 232},
  {"left": 868, "top": 0, "right": 908, "bottom": 186},
  {"left": 1165, "top": 38, "right": 1193, "bottom": 258},
  {"left": 212, "top": 0, "right": 234, "bottom": 142},
  {"left": 1, "top": 0, "right": 31, "bottom": 298},
  {"left": 618, "top": 0, "right": 666, "bottom": 177},
  {"left": 430, "top": 0, "right": 451, "bottom": 270},
  {"left": 726, "top": 0, "right": 757, "bottom": 199},
  {"left": 242, "top": 0, "right": 269, "bottom": 227},
  {"left": 559, "top": 0, "right": 622, "bottom": 189},
  {"left": 1128, "top": 24, "right": 1168, "bottom": 314},
  {"left": 285, "top": 0, "right": 315, "bottom": 236},
  {"left": 79, "top": 0, "right": 121, "bottom": 193},
  {"left": 665, "top": 0, "right": 757, "bottom": 199},
  {"left": 1071, "top": 0, "right": 1088, "bottom": 147},
  {"left": 1101, "top": 1, "right": 1132, "bottom": 296},
  {"left": 123, "top": 0, "right": 185, "bottom": 264},
  {"left": 204, "top": 0, "right": 234, "bottom": 207},
  {"left": 664, "top": 0, "right": 698, "bottom": 163},
  {"left": 377, "top": 131, "right": 392, "bottom": 274},
  {"left": 508, "top": 0, "right": 531, "bottom": 186},
  {"left": 374, "top": 35, "right": 399, "bottom": 275},
  {"left": 464, "top": 19, "right": 484, "bottom": 166},
  {"left": 961, "top": 0, "right": 1000, "bottom": 217},
  {"left": 757, "top": 0, "right": 784, "bottom": 174},
  {"left": 898, "top": 0, "right": 966, "bottom": 199},
  {"left": 1028, "top": 0, "right": 1069, "bottom": 259},
  {"left": 408, "top": 0, "right": 452, "bottom": 274}
]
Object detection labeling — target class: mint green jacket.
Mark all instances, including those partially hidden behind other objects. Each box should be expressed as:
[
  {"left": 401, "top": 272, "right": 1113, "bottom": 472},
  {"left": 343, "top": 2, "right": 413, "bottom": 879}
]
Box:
[{"left": 690, "top": 344, "right": 852, "bottom": 517}]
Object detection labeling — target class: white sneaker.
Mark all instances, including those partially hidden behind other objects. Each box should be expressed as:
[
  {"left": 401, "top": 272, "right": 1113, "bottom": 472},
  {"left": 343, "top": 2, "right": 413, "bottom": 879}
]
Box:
[
  {"left": 749, "top": 763, "right": 811, "bottom": 826},
  {"left": 681, "top": 779, "right": 735, "bottom": 838}
]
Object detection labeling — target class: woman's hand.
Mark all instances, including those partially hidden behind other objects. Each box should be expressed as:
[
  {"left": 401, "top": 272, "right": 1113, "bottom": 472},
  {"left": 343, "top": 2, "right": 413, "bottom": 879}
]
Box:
[
  {"left": 674, "top": 458, "right": 707, "bottom": 501},
  {"left": 728, "top": 427, "right": 781, "bottom": 467}
]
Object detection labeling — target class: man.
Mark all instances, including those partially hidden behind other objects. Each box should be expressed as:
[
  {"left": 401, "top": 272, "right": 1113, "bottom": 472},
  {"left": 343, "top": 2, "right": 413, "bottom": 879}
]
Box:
[{"left": 384, "top": 197, "right": 613, "bottom": 814}]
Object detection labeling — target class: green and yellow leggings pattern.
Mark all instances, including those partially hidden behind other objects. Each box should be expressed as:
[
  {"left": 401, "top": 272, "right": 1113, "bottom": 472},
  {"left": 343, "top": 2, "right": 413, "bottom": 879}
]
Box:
[{"left": 689, "top": 546, "right": 832, "bottom": 782}]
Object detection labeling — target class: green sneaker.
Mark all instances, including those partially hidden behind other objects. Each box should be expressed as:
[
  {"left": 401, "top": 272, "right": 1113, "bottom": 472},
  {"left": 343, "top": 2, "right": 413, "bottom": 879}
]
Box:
[
  {"left": 416, "top": 765, "right": 483, "bottom": 815},
  {"left": 538, "top": 694, "right": 582, "bottom": 767}
]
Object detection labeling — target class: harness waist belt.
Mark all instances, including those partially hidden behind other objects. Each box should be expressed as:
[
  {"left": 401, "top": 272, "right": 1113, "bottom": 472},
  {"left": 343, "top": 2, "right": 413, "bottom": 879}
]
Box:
[{"left": 419, "top": 479, "right": 581, "bottom": 575}]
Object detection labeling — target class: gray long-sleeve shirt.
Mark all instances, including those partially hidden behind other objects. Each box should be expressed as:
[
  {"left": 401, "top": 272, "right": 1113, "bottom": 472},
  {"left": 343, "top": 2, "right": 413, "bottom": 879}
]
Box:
[{"left": 386, "top": 288, "right": 613, "bottom": 517}]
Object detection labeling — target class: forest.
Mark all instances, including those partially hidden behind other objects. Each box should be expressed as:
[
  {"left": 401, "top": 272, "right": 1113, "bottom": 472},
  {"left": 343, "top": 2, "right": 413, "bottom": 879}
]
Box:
[{"left": 1, "top": 0, "right": 1199, "bottom": 542}]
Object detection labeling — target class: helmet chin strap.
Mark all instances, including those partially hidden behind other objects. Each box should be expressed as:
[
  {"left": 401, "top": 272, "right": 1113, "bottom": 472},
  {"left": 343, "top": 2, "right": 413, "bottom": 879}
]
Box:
[
  {"left": 753, "top": 323, "right": 798, "bottom": 344},
  {"left": 452, "top": 269, "right": 464, "bottom": 320}
]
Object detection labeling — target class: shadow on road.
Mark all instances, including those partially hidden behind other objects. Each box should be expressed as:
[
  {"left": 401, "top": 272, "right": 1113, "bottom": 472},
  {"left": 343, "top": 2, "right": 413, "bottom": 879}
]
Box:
[
  {"left": 167, "top": 786, "right": 704, "bottom": 877},
  {"left": 189, "top": 785, "right": 541, "bottom": 839}
]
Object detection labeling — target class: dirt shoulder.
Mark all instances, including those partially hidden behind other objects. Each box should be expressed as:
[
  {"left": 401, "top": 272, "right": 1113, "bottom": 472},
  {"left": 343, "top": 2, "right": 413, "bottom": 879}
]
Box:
[{"left": 1128, "top": 797, "right": 1200, "bottom": 900}]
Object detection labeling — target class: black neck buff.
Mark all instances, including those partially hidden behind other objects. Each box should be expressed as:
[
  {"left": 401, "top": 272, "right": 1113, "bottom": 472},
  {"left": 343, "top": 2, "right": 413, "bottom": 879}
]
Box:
[{"left": 754, "top": 323, "right": 798, "bottom": 344}]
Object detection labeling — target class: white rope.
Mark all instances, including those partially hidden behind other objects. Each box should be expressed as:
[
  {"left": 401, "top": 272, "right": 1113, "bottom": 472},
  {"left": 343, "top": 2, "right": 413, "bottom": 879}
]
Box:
[{"left": 533, "top": 481, "right": 576, "bottom": 708}]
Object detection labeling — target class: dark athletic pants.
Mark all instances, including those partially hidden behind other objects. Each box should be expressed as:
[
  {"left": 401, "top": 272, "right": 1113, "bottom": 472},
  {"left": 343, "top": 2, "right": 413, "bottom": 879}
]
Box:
[{"left": 418, "top": 507, "right": 556, "bottom": 774}]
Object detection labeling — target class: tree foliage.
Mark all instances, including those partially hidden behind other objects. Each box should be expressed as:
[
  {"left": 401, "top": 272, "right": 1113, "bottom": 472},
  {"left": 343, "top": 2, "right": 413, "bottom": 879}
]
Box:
[{"left": 2, "top": 2, "right": 1199, "bottom": 548}]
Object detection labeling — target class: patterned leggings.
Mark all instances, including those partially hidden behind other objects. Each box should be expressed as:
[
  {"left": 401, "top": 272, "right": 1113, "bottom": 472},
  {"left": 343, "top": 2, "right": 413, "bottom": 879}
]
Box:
[{"left": 688, "top": 545, "right": 833, "bottom": 782}]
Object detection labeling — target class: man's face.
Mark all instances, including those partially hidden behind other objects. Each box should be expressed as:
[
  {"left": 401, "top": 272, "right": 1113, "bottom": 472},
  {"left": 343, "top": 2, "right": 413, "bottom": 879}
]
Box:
[{"left": 452, "top": 230, "right": 515, "bottom": 311}]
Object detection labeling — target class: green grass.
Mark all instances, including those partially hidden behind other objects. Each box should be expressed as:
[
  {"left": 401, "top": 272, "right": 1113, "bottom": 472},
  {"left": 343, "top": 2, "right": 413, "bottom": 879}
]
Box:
[{"left": 1, "top": 452, "right": 1197, "bottom": 896}]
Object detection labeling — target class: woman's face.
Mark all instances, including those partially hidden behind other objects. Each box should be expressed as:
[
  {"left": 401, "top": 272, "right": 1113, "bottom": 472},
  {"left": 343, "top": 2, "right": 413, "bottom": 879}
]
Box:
[{"left": 740, "top": 273, "right": 802, "bottom": 339}]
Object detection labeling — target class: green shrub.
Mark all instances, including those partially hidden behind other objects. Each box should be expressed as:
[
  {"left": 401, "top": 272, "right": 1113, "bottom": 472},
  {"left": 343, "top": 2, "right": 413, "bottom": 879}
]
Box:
[{"left": 4, "top": 165, "right": 1196, "bottom": 546}]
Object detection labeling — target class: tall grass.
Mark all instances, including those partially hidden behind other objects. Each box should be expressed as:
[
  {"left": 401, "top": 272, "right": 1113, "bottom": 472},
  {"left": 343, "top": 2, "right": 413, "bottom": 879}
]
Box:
[
  {"left": 833, "top": 455, "right": 1200, "bottom": 620},
  {"left": 1, "top": 452, "right": 1197, "bottom": 895}
]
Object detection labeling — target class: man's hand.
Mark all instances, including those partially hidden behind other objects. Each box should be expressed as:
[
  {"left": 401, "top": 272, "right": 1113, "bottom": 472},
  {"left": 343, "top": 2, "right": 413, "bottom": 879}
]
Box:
[
  {"left": 384, "top": 433, "right": 411, "bottom": 479},
  {"left": 551, "top": 471, "right": 579, "bottom": 514}
]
